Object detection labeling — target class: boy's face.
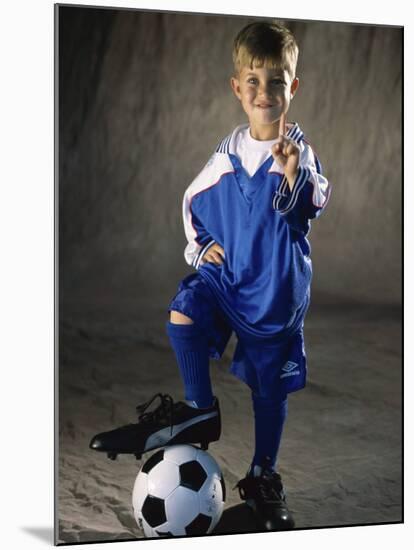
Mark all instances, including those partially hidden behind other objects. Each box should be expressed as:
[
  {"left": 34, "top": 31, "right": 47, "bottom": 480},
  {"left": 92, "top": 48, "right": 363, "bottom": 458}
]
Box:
[{"left": 230, "top": 64, "right": 299, "bottom": 137}]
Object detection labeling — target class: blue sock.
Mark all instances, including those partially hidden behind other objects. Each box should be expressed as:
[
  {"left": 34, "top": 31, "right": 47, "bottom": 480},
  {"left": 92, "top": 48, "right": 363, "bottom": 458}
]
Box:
[
  {"left": 166, "top": 321, "right": 214, "bottom": 409},
  {"left": 249, "top": 393, "right": 288, "bottom": 475}
]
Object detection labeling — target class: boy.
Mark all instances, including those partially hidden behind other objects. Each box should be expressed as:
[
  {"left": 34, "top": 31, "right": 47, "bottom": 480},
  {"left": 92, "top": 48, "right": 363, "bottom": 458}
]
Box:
[{"left": 90, "top": 20, "right": 331, "bottom": 531}]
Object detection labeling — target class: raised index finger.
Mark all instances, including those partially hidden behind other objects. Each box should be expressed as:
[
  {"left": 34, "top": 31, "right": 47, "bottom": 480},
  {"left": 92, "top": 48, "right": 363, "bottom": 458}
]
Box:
[{"left": 278, "top": 111, "right": 286, "bottom": 138}]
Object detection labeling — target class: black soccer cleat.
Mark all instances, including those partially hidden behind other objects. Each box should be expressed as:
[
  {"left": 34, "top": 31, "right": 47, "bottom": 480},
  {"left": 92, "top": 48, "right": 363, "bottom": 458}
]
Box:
[
  {"left": 234, "top": 458, "right": 295, "bottom": 531},
  {"left": 89, "top": 393, "right": 221, "bottom": 459}
]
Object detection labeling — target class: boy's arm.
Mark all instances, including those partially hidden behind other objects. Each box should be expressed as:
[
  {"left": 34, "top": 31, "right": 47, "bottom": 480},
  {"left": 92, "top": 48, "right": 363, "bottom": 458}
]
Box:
[
  {"left": 271, "top": 116, "right": 331, "bottom": 234},
  {"left": 182, "top": 180, "right": 216, "bottom": 270}
]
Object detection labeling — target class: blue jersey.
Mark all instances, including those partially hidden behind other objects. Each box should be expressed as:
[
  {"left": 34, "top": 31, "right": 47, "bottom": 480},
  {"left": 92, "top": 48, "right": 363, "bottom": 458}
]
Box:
[{"left": 182, "top": 122, "right": 331, "bottom": 341}]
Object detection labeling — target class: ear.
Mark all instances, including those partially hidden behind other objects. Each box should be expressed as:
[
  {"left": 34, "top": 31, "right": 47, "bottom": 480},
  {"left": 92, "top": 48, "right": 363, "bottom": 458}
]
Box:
[
  {"left": 230, "top": 76, "right": 242, "bottom": 100},
  {"left": 290, "top": 77, "right": 299, "bottom": 99}
]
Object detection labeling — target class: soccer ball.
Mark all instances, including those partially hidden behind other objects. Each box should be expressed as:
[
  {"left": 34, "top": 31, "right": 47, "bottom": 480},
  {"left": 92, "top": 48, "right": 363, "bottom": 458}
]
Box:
[{"left": 132, "top": 444, "right": 226, "bottom": 537}]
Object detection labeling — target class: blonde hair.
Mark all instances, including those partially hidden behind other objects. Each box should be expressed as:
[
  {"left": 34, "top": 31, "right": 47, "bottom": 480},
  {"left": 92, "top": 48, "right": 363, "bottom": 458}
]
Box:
[{"left": 232, "top": 21, "right": 299, "bottom": 80}]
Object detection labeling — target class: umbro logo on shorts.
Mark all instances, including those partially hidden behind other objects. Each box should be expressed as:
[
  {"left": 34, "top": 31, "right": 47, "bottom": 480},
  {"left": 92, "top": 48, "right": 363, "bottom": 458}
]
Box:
[
  {"left": 282, "top": 361, "right": 298, "bottom": 373},
  {"left": 280, "top": 361, "right": 300, "bottom": 379}
]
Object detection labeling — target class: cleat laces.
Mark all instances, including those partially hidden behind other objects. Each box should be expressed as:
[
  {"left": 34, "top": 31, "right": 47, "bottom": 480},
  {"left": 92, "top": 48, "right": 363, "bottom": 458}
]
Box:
[
  {"left": 234, "top": 470, "right": 285, "bottom": 505},
  {"left": 136, "top": 393, "right": 175, "bottom": 436},
  {"left": 119, "top": 393, "right": 176, "bottom": 436}
]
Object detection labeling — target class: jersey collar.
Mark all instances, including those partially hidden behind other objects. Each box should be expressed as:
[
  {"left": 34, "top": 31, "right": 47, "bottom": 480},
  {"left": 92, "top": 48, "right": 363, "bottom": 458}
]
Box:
[{"left": 216, "top": 122, "right": 304, "bottom": 156}]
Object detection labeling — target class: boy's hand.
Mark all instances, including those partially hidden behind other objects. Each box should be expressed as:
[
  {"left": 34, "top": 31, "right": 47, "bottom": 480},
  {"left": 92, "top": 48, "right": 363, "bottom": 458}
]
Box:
[
  {"left": 271, "top": 112, "right": 300, "bottom": 191},
  {"left": 203, "top": 243, "right": 225, "bottom": 266}
]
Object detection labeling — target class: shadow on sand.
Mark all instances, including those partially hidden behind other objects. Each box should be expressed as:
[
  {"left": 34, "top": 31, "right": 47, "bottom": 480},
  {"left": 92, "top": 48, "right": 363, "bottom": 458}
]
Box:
[{"left": 213, "top": 503, "right": 263, "bottom": 535}]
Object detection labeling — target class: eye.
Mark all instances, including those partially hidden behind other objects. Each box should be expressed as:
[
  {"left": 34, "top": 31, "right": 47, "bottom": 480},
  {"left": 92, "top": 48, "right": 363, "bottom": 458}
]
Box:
[{"left": 270, "top": 79, "right": 285, "bottom": 86}]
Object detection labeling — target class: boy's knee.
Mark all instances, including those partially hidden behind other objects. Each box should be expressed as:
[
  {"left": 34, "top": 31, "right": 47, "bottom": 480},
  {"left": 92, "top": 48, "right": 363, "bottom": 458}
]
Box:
[{"left": 170, "top": 310, "right": 194, "bottom": 325}]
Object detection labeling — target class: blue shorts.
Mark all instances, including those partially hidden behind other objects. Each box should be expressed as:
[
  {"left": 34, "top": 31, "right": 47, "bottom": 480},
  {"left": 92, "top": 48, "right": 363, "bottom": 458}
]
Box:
[{"left": 167, "top": 272, "right": 308, "bottom": 399}]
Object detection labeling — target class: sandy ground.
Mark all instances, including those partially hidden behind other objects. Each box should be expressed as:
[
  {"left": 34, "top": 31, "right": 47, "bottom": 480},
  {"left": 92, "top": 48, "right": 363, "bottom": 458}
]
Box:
[{"left": 57, "top": 299, "right": 402, "bottom": 544}]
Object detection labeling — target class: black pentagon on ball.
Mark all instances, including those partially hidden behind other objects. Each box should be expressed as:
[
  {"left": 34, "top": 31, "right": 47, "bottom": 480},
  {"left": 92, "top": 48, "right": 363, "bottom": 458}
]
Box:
[
  {"left": 185, "top": 513, "right": 212, "bottom": 535},
  {"left": 179, "top": 460, "right": 207, "bottom": 491},
  {"left": 141, "top": 495, "right": 167, "bottom": 527},
  {"left": 141, "top": 449, "right": 165, "bottom": 474}
]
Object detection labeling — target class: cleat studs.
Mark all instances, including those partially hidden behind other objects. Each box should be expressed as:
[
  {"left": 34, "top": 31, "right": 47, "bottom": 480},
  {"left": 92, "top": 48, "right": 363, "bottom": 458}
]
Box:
[
  {"left": 134, "top": 453, "right": 142, "bottom": 460},
  {"left": 107, "top": 453, "right": 117, "bottom": 460},
  {"left": 200, "top": 442, "right": 209, "bottom": 450}
]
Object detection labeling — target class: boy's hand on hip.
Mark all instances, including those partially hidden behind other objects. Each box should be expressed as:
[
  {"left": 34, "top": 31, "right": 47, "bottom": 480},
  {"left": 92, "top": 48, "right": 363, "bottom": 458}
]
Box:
[
  {"left": 271, "top": 112, "right": 300, "bottom": 191},
  {"left": 203, "top": 243, "right": 225, "bottom": 265}
]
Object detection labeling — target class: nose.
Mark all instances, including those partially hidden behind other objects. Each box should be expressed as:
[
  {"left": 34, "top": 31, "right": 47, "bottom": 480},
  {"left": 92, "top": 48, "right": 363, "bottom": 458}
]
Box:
[
  {"left": 258, "top": 81, "right": 272, "bottom": 99},
  {"left": 258, "top": 82, "right": 269, "bottom": 96}
]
